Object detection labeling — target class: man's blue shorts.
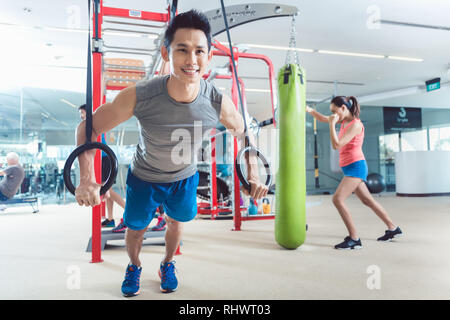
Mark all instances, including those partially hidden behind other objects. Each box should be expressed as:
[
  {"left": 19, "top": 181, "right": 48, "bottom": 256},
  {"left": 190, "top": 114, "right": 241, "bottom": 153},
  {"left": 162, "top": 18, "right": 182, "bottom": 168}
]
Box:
[{"left": 123, "top": 168, "right": 199, "bottom": 231}]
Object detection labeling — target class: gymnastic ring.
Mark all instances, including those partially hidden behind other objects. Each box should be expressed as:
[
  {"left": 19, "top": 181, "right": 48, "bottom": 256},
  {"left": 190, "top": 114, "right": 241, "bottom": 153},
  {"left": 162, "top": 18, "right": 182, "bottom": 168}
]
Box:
[
  {"left": 235, "top": 145, "right": 274, "bottom": 195},
  {"left": 63, "top": 142, "right": 118, "bottom": 196}
]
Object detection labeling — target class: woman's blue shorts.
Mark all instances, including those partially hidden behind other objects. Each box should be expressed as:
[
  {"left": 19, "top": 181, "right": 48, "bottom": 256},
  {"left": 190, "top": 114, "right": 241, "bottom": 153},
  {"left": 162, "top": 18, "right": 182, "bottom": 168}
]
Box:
[{"left": 341, "top": 160, "right": 368, "bottom": 182}]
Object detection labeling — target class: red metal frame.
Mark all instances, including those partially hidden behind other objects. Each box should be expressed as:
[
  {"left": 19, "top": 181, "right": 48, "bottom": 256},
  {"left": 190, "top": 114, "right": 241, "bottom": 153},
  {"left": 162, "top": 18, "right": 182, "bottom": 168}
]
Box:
[
  {"left": 89, "top": 3, "right": 276, "bottom": 260},
  {"left": 103, "top": 6, "right": 169, "bottom": 22},
  {"left": 91, "top": 0, "right": 104, "bottom": 263},
  {"left": 89, "top": 0, "right": 171, "bottom": 263},
  {"left": 202, "top": 40, "right": 277, "bottom": 230},
  {"left": 211, "top": 40, "right": 277, "bottom": 127}
]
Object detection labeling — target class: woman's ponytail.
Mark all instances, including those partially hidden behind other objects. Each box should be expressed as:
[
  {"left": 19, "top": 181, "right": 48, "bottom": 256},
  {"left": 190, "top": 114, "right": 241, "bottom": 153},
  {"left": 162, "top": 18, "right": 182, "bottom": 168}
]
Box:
[{"left": 347, "top": 96, "right": 360, "bottom": 118}]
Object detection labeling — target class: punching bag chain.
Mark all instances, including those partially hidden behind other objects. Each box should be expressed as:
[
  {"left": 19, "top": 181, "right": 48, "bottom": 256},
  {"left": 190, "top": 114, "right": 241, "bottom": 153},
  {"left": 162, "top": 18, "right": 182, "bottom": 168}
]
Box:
[{"left": 285, "top": 14, "right": 300, "bottom": 66}]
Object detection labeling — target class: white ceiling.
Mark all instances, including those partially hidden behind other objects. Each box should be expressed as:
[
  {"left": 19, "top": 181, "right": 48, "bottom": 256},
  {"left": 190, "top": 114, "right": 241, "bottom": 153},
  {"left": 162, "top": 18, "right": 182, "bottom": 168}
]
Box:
[{"left": 0, "top": 0, "right": 450, "bottom": 131}]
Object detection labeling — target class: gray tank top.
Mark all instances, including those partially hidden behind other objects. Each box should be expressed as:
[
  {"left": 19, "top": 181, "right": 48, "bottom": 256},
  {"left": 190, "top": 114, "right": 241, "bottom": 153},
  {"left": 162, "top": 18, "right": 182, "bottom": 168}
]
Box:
[
  {"left": 131, "top": 75, "right": 222, "bottom": 182},
  {"left": 0, "top": 165, "right": 25, "bottom": 199}
]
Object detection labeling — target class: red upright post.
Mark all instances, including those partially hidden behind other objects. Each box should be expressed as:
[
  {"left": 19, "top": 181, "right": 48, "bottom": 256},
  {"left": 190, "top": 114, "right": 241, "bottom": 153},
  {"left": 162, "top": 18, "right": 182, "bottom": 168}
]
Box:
[
  {"left": 91, "top": 0, "right": 104, "bottom": 263},
  {"left": 100, "top": 94, "right": 107, "bottom": 219},
  {"left": 229, "top": 54, "right": 242, "bottom": 231},
  {"left": 210, "top": 130, "right": 218, "bottom": 219}
]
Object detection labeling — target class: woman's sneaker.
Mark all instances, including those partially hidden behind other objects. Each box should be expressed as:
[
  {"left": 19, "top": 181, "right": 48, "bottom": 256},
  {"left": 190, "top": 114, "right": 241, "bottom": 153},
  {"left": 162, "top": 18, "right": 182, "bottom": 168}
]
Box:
[
  {"left": 158, "top": 261, "right": 178, "bottom": 293},
  {"left": 334, "top": 236, "right": 362, "bottom": 250},
  {"left": 151, "top": 216, "right": 167, "bottom": 231},
  {"left": 112, "top": 218, "right": 127, "bottom": 233},
  {"left": 101, "top": 218, "right": 115, "bottom": 228},
  {"left": 377, "top": 227, "right": 403, "bottom": 241},
  {"left": 121, "top": 264, "right": 142, "bottom": 297}
]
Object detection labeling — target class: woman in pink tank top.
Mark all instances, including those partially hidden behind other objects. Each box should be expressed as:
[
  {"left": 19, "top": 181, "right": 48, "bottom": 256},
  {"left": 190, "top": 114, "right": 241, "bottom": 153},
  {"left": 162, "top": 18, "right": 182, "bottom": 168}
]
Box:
[{"left": 307, "top": 96, "right": 402, "bottom": 249}]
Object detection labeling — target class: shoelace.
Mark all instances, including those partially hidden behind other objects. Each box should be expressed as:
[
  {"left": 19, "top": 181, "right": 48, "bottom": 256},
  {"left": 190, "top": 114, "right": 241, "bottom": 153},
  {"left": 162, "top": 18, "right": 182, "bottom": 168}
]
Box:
[
  {"left": 124, "top": 266, "right": 141, "bottom": 286},
  {"left": 161, "top": 262, "right": 176, "bottom": 282}
]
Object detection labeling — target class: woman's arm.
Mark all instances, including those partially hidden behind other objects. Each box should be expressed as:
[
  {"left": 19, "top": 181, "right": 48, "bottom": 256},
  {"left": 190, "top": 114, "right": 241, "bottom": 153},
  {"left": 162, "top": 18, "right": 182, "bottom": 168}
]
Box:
[
  {"left": 329, "top": 116, "right": 362, "bottom": 150},
  {"left": 306, "top": 105, "right": 329, "bottom": 123}
]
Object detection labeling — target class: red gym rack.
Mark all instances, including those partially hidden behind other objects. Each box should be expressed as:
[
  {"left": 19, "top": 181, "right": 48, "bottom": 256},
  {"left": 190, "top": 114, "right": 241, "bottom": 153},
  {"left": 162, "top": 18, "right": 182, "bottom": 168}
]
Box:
[
  {"left": 88, "top": 1, "right": 279, "bottom": 263},
  {"left": 89, "top": 0, "right": 175, "bottom": 263},
  {"left": 199, "top": 39, "right": 278, "bottom": 231}
]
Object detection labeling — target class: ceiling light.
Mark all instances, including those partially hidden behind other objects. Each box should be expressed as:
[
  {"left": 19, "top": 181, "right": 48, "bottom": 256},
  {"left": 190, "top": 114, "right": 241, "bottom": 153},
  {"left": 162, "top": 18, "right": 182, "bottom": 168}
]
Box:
[
  {"left": 245, "top": 88, "right": 271, "bottom": 93},
  {"left": 41, "top": 26, "right": 86, "bottom": 34},
  {"left": 387, "top": 56, "right": 424, "bottom": 62},
  {"left": 248, "top": 43, "right": 314, "bottom": 53},
  {"left": 220, "top": 41, "right": 314, "bottom": 53},
  {"left": 378, "top": 20, "right": 450, "bottom": 32},
  {"left": 218, "top": 41, "right": 423, "bottom": 62},
  {"left": 1, "top": 22, "right": 156, "bottom": 39},
  {"left": 318, "top": 50, "right": 384, "bottom": 59},
  {"left": 60, "top": 99, "right": 78, "bottom": 108}
]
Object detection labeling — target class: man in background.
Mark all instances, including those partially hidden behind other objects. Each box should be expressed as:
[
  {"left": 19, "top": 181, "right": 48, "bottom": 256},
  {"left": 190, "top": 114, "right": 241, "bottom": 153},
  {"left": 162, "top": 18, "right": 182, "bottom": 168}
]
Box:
[{"left": 0, "top": 152, "right": 25, "bottom": 211}]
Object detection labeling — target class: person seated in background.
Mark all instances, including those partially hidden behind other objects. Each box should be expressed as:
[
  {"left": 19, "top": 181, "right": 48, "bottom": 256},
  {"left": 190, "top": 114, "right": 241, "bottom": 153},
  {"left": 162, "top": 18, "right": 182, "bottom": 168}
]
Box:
[
  {"left": 79, "top": 104, "right": 126, "bottom": 227},
  {"left": 0, "top": 152, "right": 26, "bottom": 210}
]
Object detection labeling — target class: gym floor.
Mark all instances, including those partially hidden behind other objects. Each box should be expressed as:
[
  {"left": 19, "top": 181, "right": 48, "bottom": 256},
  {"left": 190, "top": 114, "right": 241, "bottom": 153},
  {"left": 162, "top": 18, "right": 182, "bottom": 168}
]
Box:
[{"left": 1, "top": 194, "right": 449, "bottom": 300}]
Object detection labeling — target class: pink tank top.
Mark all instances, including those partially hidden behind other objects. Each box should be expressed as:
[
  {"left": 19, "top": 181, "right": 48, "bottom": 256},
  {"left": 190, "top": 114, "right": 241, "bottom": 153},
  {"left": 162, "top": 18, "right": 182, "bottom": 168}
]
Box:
[{"left": 338, "top": 118, "right": 365, "bottom": 167}]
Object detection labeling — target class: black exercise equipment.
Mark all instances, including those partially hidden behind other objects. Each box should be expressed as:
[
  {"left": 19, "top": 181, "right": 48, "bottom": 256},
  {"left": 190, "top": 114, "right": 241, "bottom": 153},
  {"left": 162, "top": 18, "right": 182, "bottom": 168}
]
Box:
[
  {"left": 219, "top": 0, "right": 273, "bottom": 194},
  {"left": 63, "top": 0, "right": 118, "bottom": 196},
  {"left": 0, "top": 197, "right": 39, "bottom": 213},
  {"left": 197, "top": 170, "right": 231, "bottom": 202},
  {"left": 365, "top": 173, "right": 386, "bottom": 194}
]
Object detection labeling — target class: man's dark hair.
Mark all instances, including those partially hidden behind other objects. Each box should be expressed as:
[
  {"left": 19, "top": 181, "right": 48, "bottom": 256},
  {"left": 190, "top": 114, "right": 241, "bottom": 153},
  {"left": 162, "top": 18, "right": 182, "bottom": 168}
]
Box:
[
  {"left": 163, "top": 9, "right": 212, "bottom": 52},
  {"left": 78, "top": 104, "right": 86, "bottom": 111}
]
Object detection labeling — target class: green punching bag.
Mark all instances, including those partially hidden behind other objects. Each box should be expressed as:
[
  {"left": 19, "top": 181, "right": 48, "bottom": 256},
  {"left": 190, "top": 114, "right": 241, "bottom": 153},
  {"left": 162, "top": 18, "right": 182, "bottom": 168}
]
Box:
[{"left": 275, "top": 63, "right": 307, "bottom": 249}]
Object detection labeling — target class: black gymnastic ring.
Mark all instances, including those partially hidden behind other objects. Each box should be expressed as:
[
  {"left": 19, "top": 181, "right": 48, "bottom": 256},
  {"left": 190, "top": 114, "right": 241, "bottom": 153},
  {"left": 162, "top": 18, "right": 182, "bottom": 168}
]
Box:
[
  {"left": 235, "top": 145, "right": 274, "bottom": 195},
  {"left": 63, "top": 142, "right": 118, "bottom": 196}
]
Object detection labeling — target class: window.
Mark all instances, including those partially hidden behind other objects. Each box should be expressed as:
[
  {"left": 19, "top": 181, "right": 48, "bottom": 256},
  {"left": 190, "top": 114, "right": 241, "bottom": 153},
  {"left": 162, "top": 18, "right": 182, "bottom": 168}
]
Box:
[
  {"left": 400, "top": 129, "right": 428, "bottom": 151},
  {"left": 429, "top": 126, "right": 450, "bottom": 151},
  {"left": 379, "top": 133, "right": 399, "bottom": 162}
]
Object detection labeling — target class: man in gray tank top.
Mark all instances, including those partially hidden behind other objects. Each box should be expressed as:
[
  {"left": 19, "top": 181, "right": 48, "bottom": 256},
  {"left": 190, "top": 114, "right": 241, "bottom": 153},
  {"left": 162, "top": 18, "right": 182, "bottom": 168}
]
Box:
[
  {"left": 74, "top": 9, "right": 268, "bottom": 297},
  {"left": 0, "top": 152, "right": 25, "bottom": 203}
]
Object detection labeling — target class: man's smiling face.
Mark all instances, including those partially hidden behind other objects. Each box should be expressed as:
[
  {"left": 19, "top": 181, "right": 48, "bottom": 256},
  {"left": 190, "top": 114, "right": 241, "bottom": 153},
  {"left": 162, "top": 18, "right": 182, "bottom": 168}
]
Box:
[{"left": 162, "top": 28, "right": 213, "bottom": 84}]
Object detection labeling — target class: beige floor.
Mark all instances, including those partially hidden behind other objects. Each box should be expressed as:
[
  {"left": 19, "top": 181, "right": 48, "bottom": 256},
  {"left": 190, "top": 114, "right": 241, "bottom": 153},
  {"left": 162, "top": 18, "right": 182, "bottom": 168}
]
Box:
[{"left": 1, "top": 194, "right": 449, "bottom": 300}]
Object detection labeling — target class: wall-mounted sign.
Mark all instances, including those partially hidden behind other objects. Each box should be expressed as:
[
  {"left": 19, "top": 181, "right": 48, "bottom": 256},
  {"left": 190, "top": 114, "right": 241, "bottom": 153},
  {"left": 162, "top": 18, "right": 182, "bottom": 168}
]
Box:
[
  {"left": 425, "top": 78, "right": 441, "bottom": 92},
  {"left": 383, "top": 107, "right": 422, "bottom": 134}
]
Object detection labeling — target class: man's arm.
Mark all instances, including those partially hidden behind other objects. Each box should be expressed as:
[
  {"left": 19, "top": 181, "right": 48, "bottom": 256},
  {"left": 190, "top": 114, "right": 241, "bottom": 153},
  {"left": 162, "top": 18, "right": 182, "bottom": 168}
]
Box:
[
  {"left": 219, "top": 94, "right": 268, "bottom": 200},
  {"left": 75, "top": 86, "right": 136, "bottom": 206}
]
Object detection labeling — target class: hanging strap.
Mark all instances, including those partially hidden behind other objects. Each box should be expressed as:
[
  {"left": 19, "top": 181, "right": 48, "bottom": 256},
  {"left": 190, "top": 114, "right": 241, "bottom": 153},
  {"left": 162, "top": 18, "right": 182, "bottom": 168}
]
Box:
[
  {"left": 219, "top": 0, "right": 273, "bottom": 194},
  {"left": 219, "top": 0, "right": 250, "bottom": 147},
  {"left": 63, "top": 0, "right": 118, "bottom": 196},
  {"left": 85, "top": 0, "right": 93, "bottom": 143}
]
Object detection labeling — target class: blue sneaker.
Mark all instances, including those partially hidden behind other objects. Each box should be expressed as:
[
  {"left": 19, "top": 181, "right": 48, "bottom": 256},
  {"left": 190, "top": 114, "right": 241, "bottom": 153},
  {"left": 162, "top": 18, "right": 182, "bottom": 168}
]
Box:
[
  {"left": 334, "top": 236, "right": 362, "bottom": 250},
  {"left": 151, "top": 216, "right": 167, "bottom": 231},
  {"left": 112, "top": 218, "right": 127, "bottom": 233},
  {"left": 158, "top": 261, "right": 178, "bottom": 293},
  {"left": 101, "top": 218, "right": 115, "bottom": 228},
  {"left": 377, "top": 226, "right": 403, "bottom": 241},
  {"left": 121, "top": 264, "right": 142, "bottom": 297}
]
